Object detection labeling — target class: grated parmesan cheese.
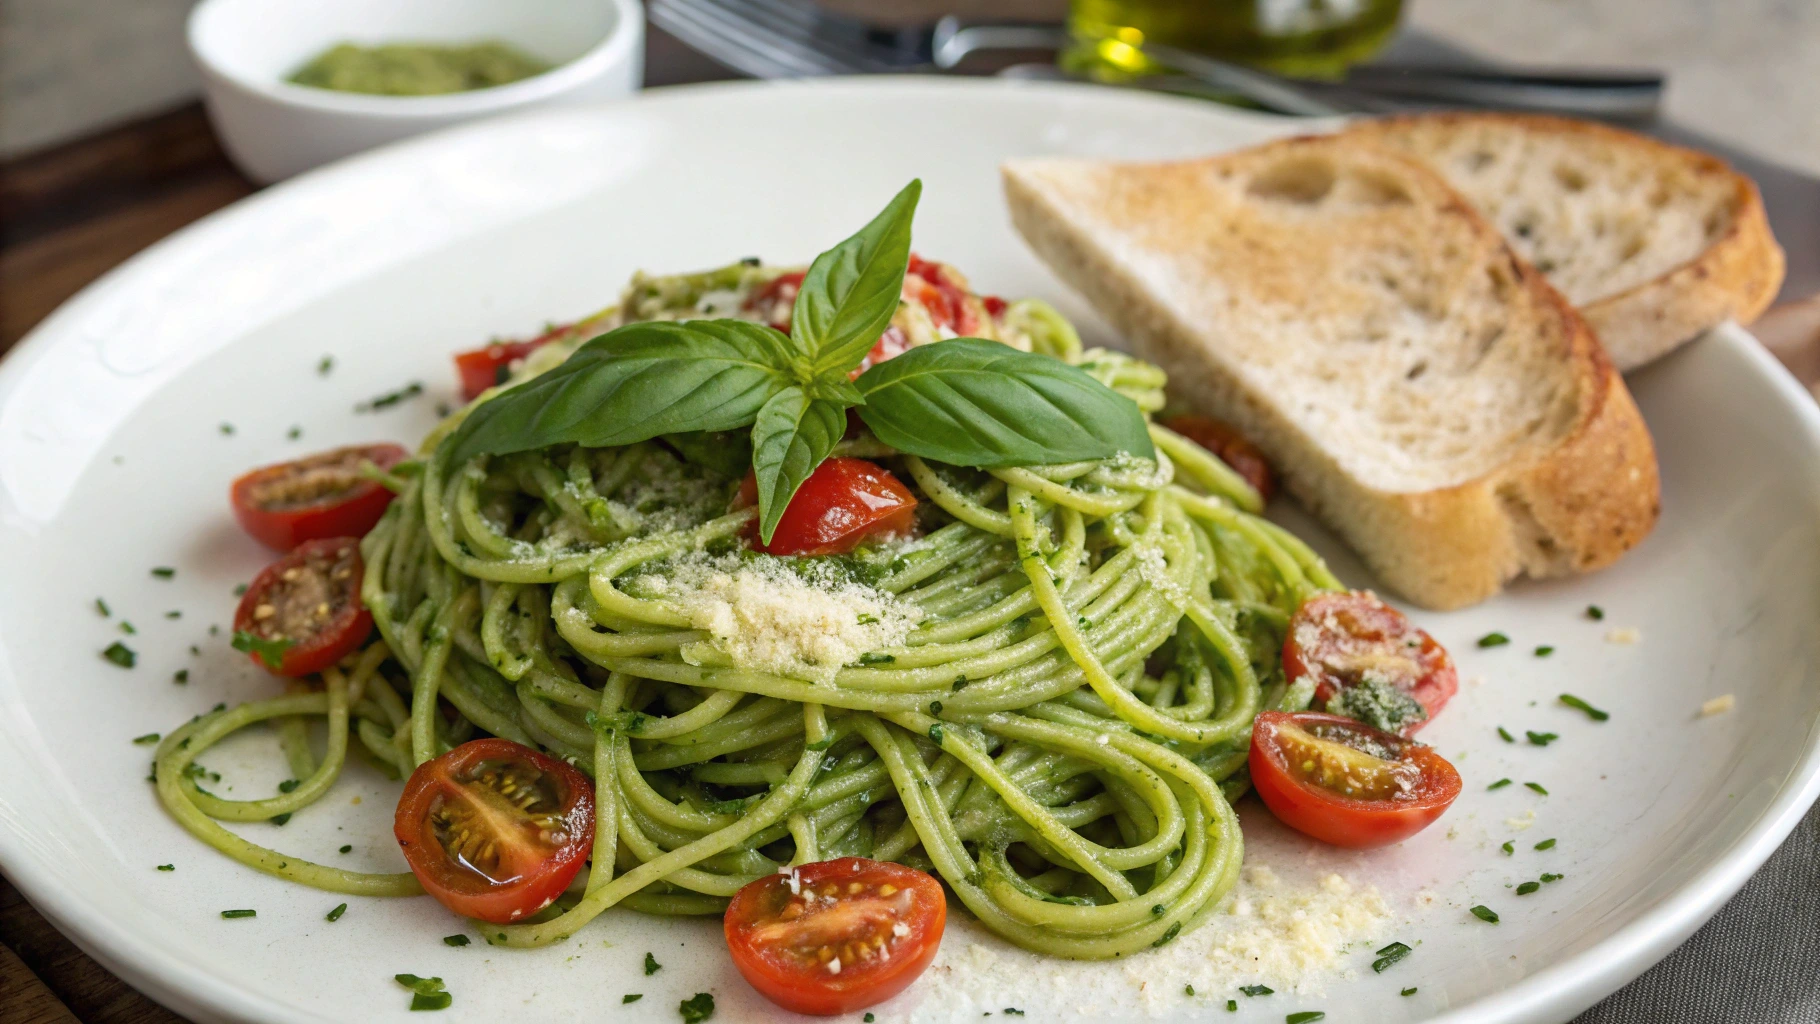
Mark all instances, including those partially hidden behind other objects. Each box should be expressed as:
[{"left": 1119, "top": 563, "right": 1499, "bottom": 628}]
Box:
[
  {"left": 1699, "top": 693, "right": 1736, "bottom": 717},
  {"left": 1605, "top": 626, "right": 1641, "bottom": 645},
  {"left": 634, "top": 552, "right": 921, "bottom": 682}
]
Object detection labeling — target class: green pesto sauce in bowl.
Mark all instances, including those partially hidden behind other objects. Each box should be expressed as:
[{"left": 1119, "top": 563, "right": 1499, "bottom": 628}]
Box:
[{"left": 287, "top": 41, "right": 553, "bottom": 96}]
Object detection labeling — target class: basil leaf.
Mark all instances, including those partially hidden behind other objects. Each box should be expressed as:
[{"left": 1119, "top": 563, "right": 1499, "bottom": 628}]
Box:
[
  {"left": 750, "top": 386, "right": 848, "bottom": 544},
  {"left": 855, "top": 338, "right": 1154, "bottom": 467},
  {"left": 661, "top": 430, "right": 752, "bottom": 478},
  {"left": 444, "top": 320, "right": 791, "bottom": 466},
  {"left": 795, "top": 180, "right": 920, "bottom": 378}
]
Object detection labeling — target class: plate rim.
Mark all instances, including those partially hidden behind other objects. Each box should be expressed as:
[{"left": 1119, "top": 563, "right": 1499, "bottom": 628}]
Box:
[{"left": 1, "top": 75, "right": 1817, "bottom": 1024}]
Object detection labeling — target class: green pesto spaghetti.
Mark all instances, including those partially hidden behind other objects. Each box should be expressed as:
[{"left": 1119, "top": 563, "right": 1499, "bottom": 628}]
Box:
[{"left": 152, "top": 182, "right": 1343, "bottom": 962}]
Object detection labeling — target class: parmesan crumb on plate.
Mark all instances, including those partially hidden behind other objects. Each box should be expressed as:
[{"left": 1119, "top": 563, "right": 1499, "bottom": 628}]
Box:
[
  {"left": 1605, "top": 626, "right": 1641, "bottom": 645},
  {"left": 1699, "top": 693, "right": 1736, "bottom": 717}
]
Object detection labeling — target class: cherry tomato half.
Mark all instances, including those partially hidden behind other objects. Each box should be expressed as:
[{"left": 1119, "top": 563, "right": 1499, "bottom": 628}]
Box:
[
  {"left": 725, "top": 857, "right": 946, "bottom": 1016},
  {"left": 1283, "top": 591, "right": 1458, "bottom": 736},
  {"left": 395, "top": 739, "right": 595, "bottom": 924},
  {"left": 1162, "top": 415, "right": 1276, "bottom": 502},
  {"left": 905, "top": 254, "right": 980, "bottom": 335},
  {"left": 232, "top": 537, "right": 373, "bottom": 677},
  {"left": 744, "top": 270, "right": 807, "bottom": 333},
  {"left": 1249, "top": 711, "right": 1462, "bottom": 848},
  {"left": 737, "top": 458, "right": 918, "bottom": 557},
  {"left": 229, "top": 443, "right": 406, "bottom": 551}
]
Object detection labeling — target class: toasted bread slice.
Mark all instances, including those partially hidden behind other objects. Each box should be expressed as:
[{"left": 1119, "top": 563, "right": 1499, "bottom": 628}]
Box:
[
  {"left": 1004, "top": 137, "right": 1660, "bottom": 609},
  {"left": 1341, "top": 113, "right": 1784, "bottom": 371}
]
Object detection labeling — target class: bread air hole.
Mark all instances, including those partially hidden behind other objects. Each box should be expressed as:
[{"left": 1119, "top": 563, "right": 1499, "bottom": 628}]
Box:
[{"left": 1246, "top": 158, "right": 1335, "bottom": 204}]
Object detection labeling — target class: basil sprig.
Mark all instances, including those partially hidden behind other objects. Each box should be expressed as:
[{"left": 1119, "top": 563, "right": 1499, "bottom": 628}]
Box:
[{"left": 442, "top": 179, "right": 1154, "bottom": 543}]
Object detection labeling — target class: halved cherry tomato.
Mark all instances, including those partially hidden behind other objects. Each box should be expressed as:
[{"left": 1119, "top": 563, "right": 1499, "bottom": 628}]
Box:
[
  {"left": 851, "top": 324, "right": 913, "bottom": 378},
  {"left": 232, "top": 537, "right": 373, "bottom": 677},
  {"left": 1249, "top": 711, "right": 1462, "bottom": 848},
  {"left": 744, "top": 270, "right": 806, "bottom": 333},
  {"left": 229, "top": 443, "right": 407, "bottom": 551},
  {"left": 395, "top": 739, "right": 595, "bottom": 924},
  {"left": 455, "top": 339, "right": 544, "bottom": 401},
  {"left": 725, "top": 857, "right": 946, "bottom": 1016},
  {"left": 905, "top": 254, "right": 979, "bottom": 335},
  {"left": 1163, "top": 414, "right": 1276, "bottom": 502},
  {"left": 1283, "top": 591, "right": 1457, "bottom": 735},
  {"left": 737, "top": 458, "right": 918, "bottom": 557}
]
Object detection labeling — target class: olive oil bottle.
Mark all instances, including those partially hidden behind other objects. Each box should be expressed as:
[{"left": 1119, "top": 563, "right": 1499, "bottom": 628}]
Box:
[{"left": 1066, "top": 0, "right": 1403, "bottom": 79}]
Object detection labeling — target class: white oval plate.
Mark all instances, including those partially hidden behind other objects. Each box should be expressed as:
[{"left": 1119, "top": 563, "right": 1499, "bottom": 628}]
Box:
[{"left": 1, "top": 80, "right": 1817, "bottom": 1024}]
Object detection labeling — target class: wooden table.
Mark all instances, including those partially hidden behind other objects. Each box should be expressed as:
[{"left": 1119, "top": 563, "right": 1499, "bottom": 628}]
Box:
[{"left": 4, "top": 19, "right": 1819, "bottom": 1024}]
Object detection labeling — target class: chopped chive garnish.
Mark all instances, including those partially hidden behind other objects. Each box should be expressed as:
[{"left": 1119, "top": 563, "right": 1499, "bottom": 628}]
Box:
[
  {"left": 287, "top": 426, "right": 302, "bottom": 440},
  {"left": 1526, "top": 782, "right": 1549, "bottom": 795},
  {"left": 221, "top": 909, "right": 256, "bottom": 919},
  {"left": 278, "top": 779, "right": 300, "bottom": 794},
  {"left": 232, "top": 584, "right": 248, "bottom": 596},
  {"left": 928, "top": 723, "right": 945, "bottom": 743},
  {"left": 1559, "top": 693, "right": 1610, "bottom": 721},
  {"left": 1228, "top": 1001, "right": 1238, "bottom": 1012},
  {"left": 165, "top": 610, "right": 181, "bottom": 619},
  {"left": 1371, "top": 941, "right": 1412, "bottom": 972},
  {"left": 397, "top": 975, "right": 449, "bottom": 1010},
  {"left": 102, "top": 642, "right": 137, "bottom": 668},
  {"left": 1287, "top": 1014, "right": 1326, "bottom": 1024},
  {"left": 156, "top": 864, "right": 174, "bottom": 871},
  {"left": 95, "top": 597, "right": 110, "bottom": 617},
  {"left": 1004, "top": 1011, "right": 1025, "bottom": 1017},
  {"left": 219, "top": 423, "right": 235, "bottom": 435},
  {"left": 270, "top": 813, "right": 292, "bottom": 826},
  {"left": 151, "top": 567, "right": 176, "bottom": 579},
  {"left": 644, "top": 952, "right": 661, "bottom": 975},
  {"left": 1526, "top": 730, "right": 1558, "bottom": 746},
  {"left": 133, "top": 732, "right": 160, "bottom": 744},
  {"left": 1401, "top": 988, "right": 1418, "bottom": 997},
  {"left": 930, "top": 700, "right": 943, "bottom": 716},
  {"left": 1497, "top": 726, "right": 1514, "bottom": 743},
  {"left": 411, "top": 992, "right": 452, "bottom": 1011},
  {"left": 1541, "top": 873, "right": 1564, "bottom": 883},
  {"left": 1477, "top": 632, "right": 1510, "bottom": 648},
  {"left": 173, "top": 669, "right": 188, "bottom": 684},
  {"left": 357, "top": 381, "right": 425, "bottom": 412},
  {"left": 1469, "top": 905, "right": 1499, "bottom": 924},
  {"left": 1185, "top": 985, "right": 1196, "bottom": 996},
  {"left": 1240, "top": 985, "right": 1274, "bottom": 997},
  {"left": 443, "top": 934, "right": 469, "bottom": 947},
  {"left": 1534, "top": 645, "right": 1554, "bottom": 657},
  {"left": 326, "top": 903, "right": 347, "bottom": 921},
  {"left": 863, "top": 1015, "right": 874, "bottom": 1023},
  {"left": 340, "top": 844, "right": 353, "bottom": 853},
  {"left": 232, "top": 630, "right": 294, "bottom": 669},
  {"left": 318, "top": 355, "right": 334, "bottom": 376},
  {"left": 1517, "top": 881, "right": 1541, "bottom": 895},
  {"left": 624, "top": 994, "right": 644, "bottom": 1004},
  {"left": 1501, "top": 840, "right": 1515, "bottom": 855},
  {"left": 119, "top": 621, "right": 136, "bottom": 635},
  {"left": 1488, "top": 778, "right": 1512, "bottom": 790},
  {"left": 1535, "top": 838, "right": 1557, "bottom": 850},
  {"left": 1586, "top": 605, "right": 1604, "bottom": 620},
  {"left": 678, "top": 992, "right": 714, "bottom": 1024}
]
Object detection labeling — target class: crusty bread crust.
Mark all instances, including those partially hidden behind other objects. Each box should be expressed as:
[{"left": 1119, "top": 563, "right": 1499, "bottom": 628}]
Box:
[
  {"left": 1004, "top": 137, "right": 1661, "bottom": 609},
  {"left": 1343, "top": 112, "right": 1784, "bottom": 372}
]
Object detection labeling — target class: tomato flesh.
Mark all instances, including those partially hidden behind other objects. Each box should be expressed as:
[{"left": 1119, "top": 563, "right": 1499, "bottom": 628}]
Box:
[
  {"left": 231, "top": 537, "right": 373, "bottom": 677},
  {"left": 1283, "top": 591, "right": 1457, "bottom": 735},
  {"left": 1250, "top": 711, "right": 1461, "bottom": 848},
  {"left": 453, "top": 316, "right": 600, "bottom": 401},
  {"left": 230, "top": 444, "right": 406, "bottom": 551},
  {"left": 744, "top": 271, "right": 806, "bottom": 333},
  {"left": 725, "top": 858, "right": 946, "bottom": 1016},
  {"left": 738, "top": 458, "right": 917, "bottom": 557},
  {"left": 1163, "top": 415, "right": 1276, "bottom": 502},
  {"left": 395, "top": 739, "right": 595, "bottom": 924}
]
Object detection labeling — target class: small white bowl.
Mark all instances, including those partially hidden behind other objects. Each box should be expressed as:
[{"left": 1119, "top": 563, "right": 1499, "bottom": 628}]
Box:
[{"left": 187, "top": 0, "right": 643, "bottom": 184}]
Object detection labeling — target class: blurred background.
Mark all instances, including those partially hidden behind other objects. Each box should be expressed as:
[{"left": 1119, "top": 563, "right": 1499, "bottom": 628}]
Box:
[{"left": 1, "top": 2, "right": 1818, "bottom": 1022}]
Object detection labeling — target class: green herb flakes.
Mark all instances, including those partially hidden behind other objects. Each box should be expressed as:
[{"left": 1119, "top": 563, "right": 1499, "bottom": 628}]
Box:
[
  {"left": 1535, "top": 838, "right": 1557, "bottom": 851},
  {"left": 1371, "top": 940, "right": 1412, "bottom": 973},
  {"left": 151, "top": 567, "right": 176, "bottom": 579},
  {"left": 1185, "top": 985, "right": 1196, "bottom": 996},
  {"left": 1240, "top": 985, "right": 1274, "bottom": 997},
  {"left": 679, "top": 992, "right": 715, "bottom": 1024},
  {"left": 443, "top": 934, "right": 469, "bottom": 947},
  {"left": 1477, "top": 632, "right": 1509, "bottom": 648},
  {"left": 157, "top": 864, "right": 174, "bottom": 871},
  {"left": 173, "top": 669, "right": 189, "bottom": 684},
  {"left": 1227, "top": 1000, "right": 1238, "bottom": 1012},
  {"left": 1497, "top": 726, "right": 1514, "bottom": 743},
  {"left": 1401, "top": 987, "right": 1418, "bottom": 997},
  {"left": 1287, "top": 1013, "right": 1326, "bottom": 1024},
  {"left": 287, "top": 426, "right": 302, "bottom": 440},
  {"left": 165, "top": 610, "right": 182, "bottom": 619},
  {"left": 644, "top": 951, "right": 661, "bottom": 975},
  {"left": 133, "top": 733, "right": 160, "bottom": 745},
  {"left": 278, "top": 779, "right": 300, "bottom": 793},
  {"left": 358, "top": 381, "right": 425, "bottom": 412},
  {"left": 1526, "top": 730, "right": 1558, "bottom": 747},
  {"left": 1488, "top": 778, "right": 1512, "bottom": 790},
  {"left": 119, "top": 620, "right": 136, "bottom": 635},
  {"left": 219, "top": 422, "right": 235, "bottom": 436},
  {"left": 1559, "top": 693, "right": 1610, "bottom": 721},
  {"left": 1534, "top": 645, "right": 1554, "bottom": 657},
  {"left": 271, "top": 813, "right": 292, "bottom": 826},
  {"left": 96, "top": 597, "right": 110, "bottom": 617},
  {"left": 1526, "top": 781, "right": 1549, "bottom": 795},
  {"left": 1585, "top": 605, "right": 1604, "bottom": 620},
  {"left": 1541, "top": 873, "right": 1564, "bottom": 883},
  {"left": 327, "top": 903, "right": 347, "bottom": 921},
  {"left": 340, "top": 844, "right": 353, "bottom": 854},
  {"left": 318, "top": 355, "right": 334, "bottom": 376},
  {"left": 928, "top": 723, "right": 945, "bottom": 744},
  {"left": 221, "top": 909, "right": 256, "bottom": 919},
  {"left": 395, "top": 974, "right": 450, "bottom": 1012},
  {"left": 1516, "top": 881, "right": 1541, "bottom": 895},
  {"left": 1469, "top": 905, "right": 1499, "bottom": 924},
  {"left": 103, "top": 642, "right": 137, "bottom": 668},
  {"left": 1501, "top": 840, "right": 1515, "bottom": 855},
  {"left": 624, "top": 994, "right": 643, "bottom": 1004},
  {"left": 231, "top": 630, "right": 294, "bottom": 669}
]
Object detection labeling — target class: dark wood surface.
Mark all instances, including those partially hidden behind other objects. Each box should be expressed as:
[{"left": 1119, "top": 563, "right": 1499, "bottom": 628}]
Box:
[{"left": 0, "top": 25, "right": 736, "bottom": 1024}]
